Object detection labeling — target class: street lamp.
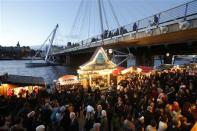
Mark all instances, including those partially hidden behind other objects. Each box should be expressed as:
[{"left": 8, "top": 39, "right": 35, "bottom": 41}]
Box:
[
  {"left": 108, "top": 49, "right": 113, "bottom": 54},
  {"left": 166, "top": 52, "right": 170, "bottom": 57}
]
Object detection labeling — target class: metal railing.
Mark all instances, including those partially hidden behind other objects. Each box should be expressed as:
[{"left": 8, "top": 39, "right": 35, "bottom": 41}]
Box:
[{"left": 60, "top": 0, "right": 197, "bottom": 53}]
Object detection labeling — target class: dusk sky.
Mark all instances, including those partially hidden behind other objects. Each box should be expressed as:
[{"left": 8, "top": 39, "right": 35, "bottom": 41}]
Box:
[{"left": 0, "top": 0, "right": 188, "bottom": 47}]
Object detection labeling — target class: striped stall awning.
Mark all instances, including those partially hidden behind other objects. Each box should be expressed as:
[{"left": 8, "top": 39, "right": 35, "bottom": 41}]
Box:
[{"left": 59, "top": 79, "right": 80, "bottom": 85}]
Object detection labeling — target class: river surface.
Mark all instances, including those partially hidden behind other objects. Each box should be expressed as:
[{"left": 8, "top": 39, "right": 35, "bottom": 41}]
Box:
[
  {"left": 0, "top": 60, "right": 77, "bottom": 84},
  {"left": 0, "top": 59, "right": 190, "bottom": 84}
]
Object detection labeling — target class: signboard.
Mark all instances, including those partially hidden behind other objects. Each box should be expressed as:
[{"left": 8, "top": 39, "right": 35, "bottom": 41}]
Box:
[{"left": 96, "top": 53, "right": 105, "bottom": 64}]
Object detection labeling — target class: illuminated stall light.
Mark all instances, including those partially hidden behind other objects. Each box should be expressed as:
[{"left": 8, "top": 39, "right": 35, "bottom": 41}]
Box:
[
  {"left": 137, "top": 68, "right": 142, "bottom": 73},
  {"left": 78, "top": 69, "right": 113, "bottom": 75},
  {"left": 57, "top": 75, "right": 79, "bottom": 86}
]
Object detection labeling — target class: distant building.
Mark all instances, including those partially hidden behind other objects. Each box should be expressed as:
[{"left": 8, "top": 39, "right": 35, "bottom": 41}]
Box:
[{"left": 0, "top": 42, "right": 33, "bottom": 59}]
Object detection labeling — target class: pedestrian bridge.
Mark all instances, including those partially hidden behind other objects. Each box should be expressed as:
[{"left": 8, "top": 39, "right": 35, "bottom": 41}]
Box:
[{"left": 53, "top": 0, "right": 197, "bottom": 55}]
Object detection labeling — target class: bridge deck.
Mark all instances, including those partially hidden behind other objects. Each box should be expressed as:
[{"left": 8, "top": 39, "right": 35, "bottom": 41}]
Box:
[{"left": 53, "top": 0, "right": 197, "bottom": 55}]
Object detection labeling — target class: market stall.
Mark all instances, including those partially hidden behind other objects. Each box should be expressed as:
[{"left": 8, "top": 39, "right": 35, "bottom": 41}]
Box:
[
  {"left": 112, "top": 67, "right": 125, "bottom": 84},
  {"left": 78, "top": 47, "right": 116, "bottom": 89},
  {"left": 56, "top": 75, "right": 80, "bottom": 91},
  {"left": 185, "top": 63, "right": 197, "bottom": 76},
  {"left": 112, "top": 67, "right": 125, "bottom": 76},
  {"left": 0, "top": 73, "right": 45, "bottom": 97},
  {"left": 121, "top": 66, "right": 142, "bottom": 74},
  {"left": 138, "top": 66, "right": 153, "bottom": 73}
]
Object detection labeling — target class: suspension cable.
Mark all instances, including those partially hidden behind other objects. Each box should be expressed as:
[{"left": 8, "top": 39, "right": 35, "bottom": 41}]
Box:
[
  {"left": 78, "top": 0, "right": 89, "bottom": 39},
  {"left": 73, "top": 1, "right": 86, "bottom": 42},
  {"left": 87, "top": 1, "right": 92, "bottom": 38},
  {"left": 101, "top": 0, "right": 110, "bottom": 30},
  {"left": 107, "top": 0, "right": 120, "bottom": 28},
  {"left": 67, "top": 0, "right": 85, "bottom": 42},
  {"left": 92, "top": 2, "right": 96, "bottom": 37},
  {"left": 97, "top": 0, "right": 104, "bottom": 37}
]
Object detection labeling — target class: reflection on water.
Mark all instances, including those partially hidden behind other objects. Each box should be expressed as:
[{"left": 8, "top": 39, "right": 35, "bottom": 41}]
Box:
[{"left": 0, "top": 60, "right": 77, "bottom": 84}]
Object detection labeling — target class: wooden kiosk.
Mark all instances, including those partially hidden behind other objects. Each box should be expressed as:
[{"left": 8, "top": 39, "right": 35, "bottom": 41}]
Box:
[
  {"left": 77, "top": 47, "right": 116, "bottom": 89},
  {"left": 0, "top": 73, "right": 45, "bottom": 96}
]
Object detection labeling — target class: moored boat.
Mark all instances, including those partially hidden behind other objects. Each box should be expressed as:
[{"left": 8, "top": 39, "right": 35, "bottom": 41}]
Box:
[{"left": 25, "top": 61, "right": 58, "bottom": 67}]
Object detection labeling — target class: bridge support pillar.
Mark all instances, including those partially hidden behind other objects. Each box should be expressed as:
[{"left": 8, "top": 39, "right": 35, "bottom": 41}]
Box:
[
  {"left": 135, "top": 54, "right": 154, "bottom": 67},
  {"left": 65, "top": 54, "right": 71, "bottom": 65}
]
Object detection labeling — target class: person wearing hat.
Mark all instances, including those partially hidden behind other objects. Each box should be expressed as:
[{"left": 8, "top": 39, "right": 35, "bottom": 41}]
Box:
[
  {"left": 84, "top": 105, "right": 95, "bottom": 131},
  {"left": 86, "top": 105, "right": 95, "bottom": 114}
]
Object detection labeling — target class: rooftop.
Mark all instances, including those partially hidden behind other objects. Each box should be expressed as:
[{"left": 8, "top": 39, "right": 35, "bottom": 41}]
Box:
[{"left": 0, "top": 74, "right": 46, "bottom": 86}]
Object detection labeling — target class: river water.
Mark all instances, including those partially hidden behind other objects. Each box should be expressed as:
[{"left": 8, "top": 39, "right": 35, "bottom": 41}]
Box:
[
  {"left": 0, "top": 60, "right": 77, "bottom": 84},
  {"left": 0, "top": 59, "right": 190, "bottom": 84}
]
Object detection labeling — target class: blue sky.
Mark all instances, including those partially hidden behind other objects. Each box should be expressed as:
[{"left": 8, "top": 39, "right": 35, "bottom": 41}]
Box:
[{"left": 0, "top": 0, "right": 189, "bottom": 47}]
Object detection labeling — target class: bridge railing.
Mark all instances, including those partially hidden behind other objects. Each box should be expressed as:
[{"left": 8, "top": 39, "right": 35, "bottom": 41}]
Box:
[{"left": 63, "top": 0, "right": 197, "bottom": 52}]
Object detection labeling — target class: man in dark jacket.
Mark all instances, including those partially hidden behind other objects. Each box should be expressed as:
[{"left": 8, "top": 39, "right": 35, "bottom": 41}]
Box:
[
  {"left": 61, "top": 106, "right": 70, "bottom": 131},
  {"left": 144, "top": 106, "right": 154, "bottom": 128},
  {"left": 69, "top": 112, "right": 79, "bottom": 131}
]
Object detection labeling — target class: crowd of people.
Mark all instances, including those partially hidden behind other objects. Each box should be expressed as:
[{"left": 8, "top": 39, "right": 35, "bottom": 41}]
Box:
[
  {"left": 0, "top": 70, "right": 196, "bottom": 131},
  {"left": 91, "top": 26, "right": 128, "bottom": 43},
  {"left": 66, "top": 14, "right": 160, "bottom": 49}
]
